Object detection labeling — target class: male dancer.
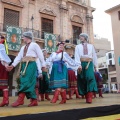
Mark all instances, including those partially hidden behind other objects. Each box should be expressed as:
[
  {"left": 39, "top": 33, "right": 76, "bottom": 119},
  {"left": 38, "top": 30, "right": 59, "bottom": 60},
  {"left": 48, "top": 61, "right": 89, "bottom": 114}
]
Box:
[
  {"left": 75, "top": 33, "right": 98, "bottom": 103},
  {"left": 7, "top": 31, "right": 46, "bottom": 107}
]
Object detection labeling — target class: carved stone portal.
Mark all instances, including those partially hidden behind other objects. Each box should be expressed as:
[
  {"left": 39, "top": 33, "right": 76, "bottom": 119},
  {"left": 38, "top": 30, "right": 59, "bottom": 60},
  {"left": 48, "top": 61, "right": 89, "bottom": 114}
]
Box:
[
  {"left": 40, "top": 8, "right": 56, "bottom": 17},
  {"left": 71, "top": 15, "right": 83, "bottom": 24},
  {"left": 2, "top": 0, "right": 22, "bottom": 5}
]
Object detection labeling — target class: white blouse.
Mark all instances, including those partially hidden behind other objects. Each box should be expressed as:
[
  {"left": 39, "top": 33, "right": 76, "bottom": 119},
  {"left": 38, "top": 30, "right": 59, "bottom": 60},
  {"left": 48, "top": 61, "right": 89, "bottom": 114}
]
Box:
[
  {"left": 75, "top": 43, "right": 97, "bottom": 67},
  {"left": 46, "top": 52, "right": 79, "bottom": 71},
  {"left": 12, "top": 42, "right": 46, "bottom": 68},
  {"left": 0, "top": 44, "right": 11, "bottom": 64}
]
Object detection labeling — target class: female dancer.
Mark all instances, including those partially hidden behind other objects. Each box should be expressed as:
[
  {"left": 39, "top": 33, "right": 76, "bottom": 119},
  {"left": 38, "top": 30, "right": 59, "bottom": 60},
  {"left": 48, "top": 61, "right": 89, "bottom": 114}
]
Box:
[
  {"left": 47, "top": 41, "right": 79, "bottom": 104},
  {"left": 0, "top": 35, "right": 11, "bottom": 107}
]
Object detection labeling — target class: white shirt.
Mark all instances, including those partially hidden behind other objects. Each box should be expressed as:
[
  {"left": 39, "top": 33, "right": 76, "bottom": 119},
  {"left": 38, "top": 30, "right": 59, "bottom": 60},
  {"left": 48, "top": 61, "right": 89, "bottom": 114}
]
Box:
[
  {"left": 12, "top": 42, "right": 46, "bottom": 69},
  {"left": 36, "top": 58, "right": 42, "bottom": 74},
  {"left": 36, "top": 57, "right": 50, "bottom": 74},
  {"left": 0, "top": 44, "right": 11, "bottom": 64},
  {"left": 47, "top": 52, "right": 79, "bottom": 72},
  {"left": 75, "top": 43, "right": 97, "bottom": 67}
]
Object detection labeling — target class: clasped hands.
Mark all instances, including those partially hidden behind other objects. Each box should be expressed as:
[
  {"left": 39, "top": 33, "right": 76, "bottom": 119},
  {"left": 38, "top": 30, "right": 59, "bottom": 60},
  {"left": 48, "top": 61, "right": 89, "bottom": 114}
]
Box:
[
  {"left": 78, "top": 66, "right": 82, "bottom": 72},
  {"left": 5, "top": 65, "right": 14, "bottom": 72}
]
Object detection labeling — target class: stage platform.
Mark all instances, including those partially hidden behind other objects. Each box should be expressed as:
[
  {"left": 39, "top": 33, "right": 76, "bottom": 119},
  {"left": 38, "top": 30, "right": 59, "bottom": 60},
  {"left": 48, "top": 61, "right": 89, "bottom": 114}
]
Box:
[{"left": 0, "top": 93, "right": 120, "bottom": 119}]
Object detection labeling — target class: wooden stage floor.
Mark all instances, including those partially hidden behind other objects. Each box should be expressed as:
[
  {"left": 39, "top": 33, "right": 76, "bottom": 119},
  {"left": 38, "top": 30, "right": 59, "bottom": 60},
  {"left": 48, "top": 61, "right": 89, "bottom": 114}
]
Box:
[{"left": 0, "top": 93, "right": 120, "bottom": 117}]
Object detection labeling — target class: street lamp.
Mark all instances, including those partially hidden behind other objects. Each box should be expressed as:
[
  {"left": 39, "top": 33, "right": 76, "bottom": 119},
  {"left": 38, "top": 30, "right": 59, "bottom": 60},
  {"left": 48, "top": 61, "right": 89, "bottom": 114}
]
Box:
[{"left": 31, "top": 15, "right": 34, "bottom": 32}]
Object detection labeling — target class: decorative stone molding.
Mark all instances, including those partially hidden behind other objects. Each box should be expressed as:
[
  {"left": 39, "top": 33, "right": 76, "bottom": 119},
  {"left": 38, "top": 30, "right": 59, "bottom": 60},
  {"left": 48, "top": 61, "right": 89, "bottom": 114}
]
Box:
[
  {"left": 86, "top": 14, "right": 93, "bottom": 21},
  {"left": 59, "top": 0, "right": 68, "bottom": 11},
  {"left": 71, "top": 14, "right": 84, "bottom": 24},
  {"left": 1, "top": 0, "right": 24, "bottom": 8},
  {"left": 39, "top": 7, "right": 56, "bottom": 17}
]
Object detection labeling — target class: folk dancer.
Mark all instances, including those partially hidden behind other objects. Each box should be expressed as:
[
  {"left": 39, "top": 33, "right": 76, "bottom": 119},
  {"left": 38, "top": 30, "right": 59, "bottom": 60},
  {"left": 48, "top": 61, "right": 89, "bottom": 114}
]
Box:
[
  {"left": 47, "top": 41, "right": 79, "bottom": 104},
  {"left": 66, "top": 54, "right": 80, "bottom": 100},
  {"left": 75, "top": 33, "right": 98, "bottom": 103},
  {"left": 0, "top": 35, "right": 11, "bottom": 107},
  {"left": 6, "top": 31, "right": 46, "bottom": 107},
  {"left": 39, "top": 49, "right": 51, "bottom": 101},
  {"left": 94, "top": 70, "right": 103, "bottom": 98}
]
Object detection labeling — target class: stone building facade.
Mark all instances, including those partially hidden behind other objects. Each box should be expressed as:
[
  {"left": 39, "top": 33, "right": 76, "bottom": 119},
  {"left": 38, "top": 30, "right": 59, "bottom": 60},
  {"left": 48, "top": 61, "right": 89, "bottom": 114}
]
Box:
[
  {"left": 106, "top": 4, "right": 120, "bottom": 91},
  {"left": 0, "top": 0, "right": 95, "bottom": 96}
]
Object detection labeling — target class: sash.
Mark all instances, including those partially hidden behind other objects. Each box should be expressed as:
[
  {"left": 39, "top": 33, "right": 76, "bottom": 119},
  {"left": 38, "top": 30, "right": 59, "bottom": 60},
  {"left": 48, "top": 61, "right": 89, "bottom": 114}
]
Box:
[{"left": 53, "top": 60, "right": 65, "bottom": 73}]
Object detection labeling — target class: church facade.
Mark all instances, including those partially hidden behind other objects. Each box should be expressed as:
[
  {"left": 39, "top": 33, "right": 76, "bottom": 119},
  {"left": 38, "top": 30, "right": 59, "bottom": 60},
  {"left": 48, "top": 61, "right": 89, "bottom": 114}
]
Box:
[{"left": 0, "top": 0, "right": 95, "bottom": 96}]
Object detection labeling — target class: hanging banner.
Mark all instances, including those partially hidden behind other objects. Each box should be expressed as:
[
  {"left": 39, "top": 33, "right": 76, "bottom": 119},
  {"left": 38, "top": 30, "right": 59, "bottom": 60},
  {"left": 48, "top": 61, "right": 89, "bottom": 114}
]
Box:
[
  {"left": 6, "top": 26, "right": 22, "bottom": 51},
  {"left": 44, "top": 33, "right": 57, "bottom": 53}
]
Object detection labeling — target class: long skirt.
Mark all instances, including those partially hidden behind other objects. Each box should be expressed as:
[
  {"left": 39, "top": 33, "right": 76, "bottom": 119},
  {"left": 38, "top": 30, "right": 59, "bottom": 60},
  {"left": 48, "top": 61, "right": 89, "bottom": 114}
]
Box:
[
  {"left": 39, "top": 71, "right": 51, "bottom": 94},
  {"left": 77, "top": 62, "right": 97, "bottom": 95},
  {"left": 0, "top": 62, "right": 8, "bottom": 90},
  {"left": 68, "top": 70, "right": 77, "bottom": 89},
  {"left": 18, "top": 61, "right": 37, "bottom": 99},
  {"left": 50, "top": 63, "right": 68, "bottom": 89}
]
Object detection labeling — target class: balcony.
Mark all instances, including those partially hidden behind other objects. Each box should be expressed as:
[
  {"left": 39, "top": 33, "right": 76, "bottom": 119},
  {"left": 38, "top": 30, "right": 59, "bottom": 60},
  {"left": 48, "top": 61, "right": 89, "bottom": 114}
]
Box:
[
  {"left": 0, "top": 23, "right": 60, "bottom": 41},
  {"left": 108, "top": 65, "right": 116, "bottom": 72},
  {"left": 0, "top": 23, "right": 80, "bottom": 47}
]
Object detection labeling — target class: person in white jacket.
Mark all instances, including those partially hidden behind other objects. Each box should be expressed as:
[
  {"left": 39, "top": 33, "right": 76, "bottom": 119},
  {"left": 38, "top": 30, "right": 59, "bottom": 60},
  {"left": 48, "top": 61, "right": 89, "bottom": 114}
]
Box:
[
  {"left": 75, "top": 33, "right": 98, "bottom": 104},
  {"left": 6, "top": 31, "right": 46, "bottom": 107}
]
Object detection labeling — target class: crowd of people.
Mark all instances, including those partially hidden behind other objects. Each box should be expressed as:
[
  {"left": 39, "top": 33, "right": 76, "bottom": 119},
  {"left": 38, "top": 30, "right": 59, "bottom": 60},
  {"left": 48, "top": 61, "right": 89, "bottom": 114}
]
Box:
[{"left": 0, "top": 31, "right": 103, "bottom": 107}]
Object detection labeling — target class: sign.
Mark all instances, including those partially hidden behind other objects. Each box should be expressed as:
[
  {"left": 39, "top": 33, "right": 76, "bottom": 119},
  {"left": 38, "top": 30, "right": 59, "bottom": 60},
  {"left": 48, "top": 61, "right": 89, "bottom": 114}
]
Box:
[
  {"left": 44, "top": 33, "right": 57, "bottom": 53},
  {"left": 6, "top": 26, "right": 22, "bottom": 51}
]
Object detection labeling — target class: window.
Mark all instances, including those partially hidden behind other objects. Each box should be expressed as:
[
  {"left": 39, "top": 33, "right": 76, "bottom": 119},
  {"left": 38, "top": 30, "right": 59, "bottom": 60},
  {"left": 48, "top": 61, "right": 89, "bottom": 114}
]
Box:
[
  {"left": 41, "top": 18, "right": 53, "bottom": 38},
  {"left": 109, "top": 60, "right": 112, "bottom": 65},
  {"left": 111, "top": 77, "right": 117, "bottom": 82},
  {"left": 118, "top": 11, "right": 120, "bottom": 20},
  {"left": 72, "top": 25, "right": 82, "bottom": 45},
  {"left": 108, "top": 53, "right": 112, "bottom": 59},
  {"left": 4, "top": 8, "right": 19, "bottom": 31}
]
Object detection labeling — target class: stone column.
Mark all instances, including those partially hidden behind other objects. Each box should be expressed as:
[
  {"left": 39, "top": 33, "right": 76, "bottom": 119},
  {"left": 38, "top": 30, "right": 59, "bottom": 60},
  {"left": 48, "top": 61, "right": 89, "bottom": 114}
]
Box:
[
  {"left": 59, "top": 0, "right": 68, "bottom": 41},
  {"left": 86, "top": 8, "right": 94, "bottom": 44}
]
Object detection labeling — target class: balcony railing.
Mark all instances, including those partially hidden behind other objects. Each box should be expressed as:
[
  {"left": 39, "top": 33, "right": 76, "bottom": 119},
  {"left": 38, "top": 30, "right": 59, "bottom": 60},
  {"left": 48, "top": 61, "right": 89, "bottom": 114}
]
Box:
[
  {"left": 0, "top": 23, "right": 60, "bottom": 41},
  {"left": 0, "top": 23, "right": 80, "bottom": 45}
]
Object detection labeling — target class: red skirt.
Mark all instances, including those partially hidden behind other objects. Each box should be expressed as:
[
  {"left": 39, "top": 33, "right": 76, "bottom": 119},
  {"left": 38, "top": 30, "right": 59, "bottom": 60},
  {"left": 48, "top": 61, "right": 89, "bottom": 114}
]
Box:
[
  {"left": 0, "top": 62, "right": 8, "bottom": 90},
  {"left": 68, "top": 70, "right": 77, "bottom": 89}
]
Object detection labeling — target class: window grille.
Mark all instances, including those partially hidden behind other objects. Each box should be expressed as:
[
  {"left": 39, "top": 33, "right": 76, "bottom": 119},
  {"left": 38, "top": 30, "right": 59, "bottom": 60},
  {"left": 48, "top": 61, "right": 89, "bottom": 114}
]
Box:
[{"left": 4, "top": 8, "right": 19, "bottom": 31}]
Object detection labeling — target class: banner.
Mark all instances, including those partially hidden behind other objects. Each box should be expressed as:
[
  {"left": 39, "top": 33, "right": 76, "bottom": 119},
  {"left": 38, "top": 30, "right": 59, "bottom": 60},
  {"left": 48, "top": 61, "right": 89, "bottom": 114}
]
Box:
[
  {"left": 44, "top": 33, "right": 57, "bottom": 53},
  {"left": 6, "top": 26, "right": 22, "bottom": 51}
]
